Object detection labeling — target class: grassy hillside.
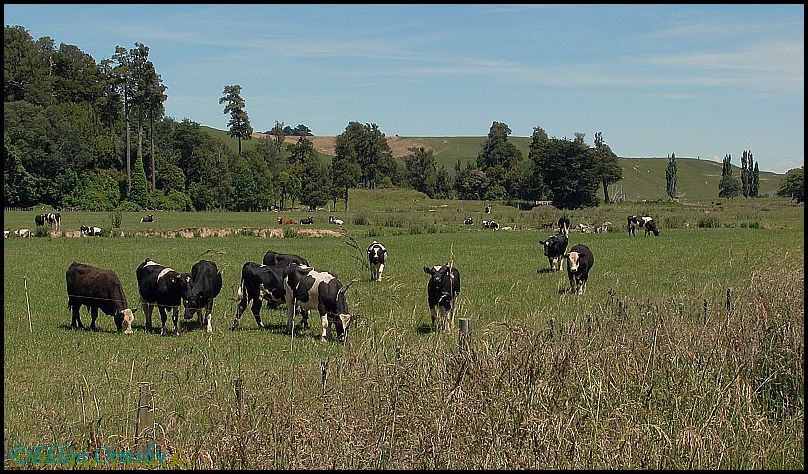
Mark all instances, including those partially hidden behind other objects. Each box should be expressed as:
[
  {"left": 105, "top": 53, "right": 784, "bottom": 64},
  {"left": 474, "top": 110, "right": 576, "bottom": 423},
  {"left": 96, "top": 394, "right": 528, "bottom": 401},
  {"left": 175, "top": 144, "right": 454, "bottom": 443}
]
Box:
[{"left": 203, "top": 127, "right": 785, "bottom": 202}]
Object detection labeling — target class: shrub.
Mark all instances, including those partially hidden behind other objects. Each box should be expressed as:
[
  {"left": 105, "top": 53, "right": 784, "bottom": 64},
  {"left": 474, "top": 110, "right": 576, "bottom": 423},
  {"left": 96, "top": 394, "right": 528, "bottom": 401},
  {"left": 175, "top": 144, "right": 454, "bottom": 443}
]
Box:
[
  {"left": 741, "top": 220, "right": 761, "bottom": 229},
  {"left": 283, "top": 227, "right": 299, "bottom": 238},
  {"left": 663, "top": 215, "right": 686, "bottom": 229},
  {"left": 698, "top": 215, "right": 720, "bottom": 228},
  {"left": 109, "top": 209, "right": 122, "bottom": 229},
  {"left": 353, "top": 212, "right": 371, "bottom": 226}
]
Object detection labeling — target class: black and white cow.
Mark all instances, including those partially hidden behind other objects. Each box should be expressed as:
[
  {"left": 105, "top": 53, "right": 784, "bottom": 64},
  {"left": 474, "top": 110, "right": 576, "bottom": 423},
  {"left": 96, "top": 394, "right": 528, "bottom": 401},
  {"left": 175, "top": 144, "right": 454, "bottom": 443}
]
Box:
[
  {"left": 423, "top": 263, "right": 461, "bottom": 332},
  {"left": 14, "top": 228, "right": 32, "bottom": 238},
  {"left": 183, "top": 260, "right": 222, "bottom": 333},
  {"left": 136, "top": 260, "right": 191, "bottom": 335},
  {"left": 463, "top": 217, "right": 474, "bottom": 225},
  {"left": 35, "top": 213, "right": 61, "bottom": 229},
  {"left": 66, "top": 262, "right": 137, "bottom": 333},
  {"left": 80, "top": 225, "right": 102, "bottom": 236},
  {"left": 283, "top": 264, "right": 355, "bottom": 342},
  {"left": 564, "top": 244, "right": 594, "bottom": 295},
  {"left": 540, "top": 233, "right": 569, "bottom": 271},
  {"left": 329, "top": 216, "right": 344, "bottom": 226},
  {"left": 367, "top": 241, "right": 387, "bottom": 281},
  {"left": 262, "top": 250, "right": 309, "bottom": 268},
  {"left": 558, "top": 215, "right": 571, "bottom": 236},
  {"left": 300, "top": 216, "right": 314, "bottom": 225},
  {"left": 627, "top": 215, "right": 660, "bottom": 236},
  {"left": 484, "top": 205, "right": 492, "bottom": 214},
  {"left": 3, "top": 230, "right": 9, "bottom": 239},
  {"left": 140, "top": 214, "right": 154, "bottom": 223},
  {"left": 482, "top": 220, "right": 500, "bottom": 230},
  {"left": 234, "top": 262, "right": 284, "bottom": 329},
  {"left": 35, "top": 214, "right": 45, "bottom": 227}
]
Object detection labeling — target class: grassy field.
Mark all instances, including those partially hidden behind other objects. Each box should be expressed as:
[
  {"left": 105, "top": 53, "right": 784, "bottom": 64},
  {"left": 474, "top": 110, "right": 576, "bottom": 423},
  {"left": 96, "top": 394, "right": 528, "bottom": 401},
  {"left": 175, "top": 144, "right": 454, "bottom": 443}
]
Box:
[{"left": 3, "top": 195, "right": 803, "bottom": 469}]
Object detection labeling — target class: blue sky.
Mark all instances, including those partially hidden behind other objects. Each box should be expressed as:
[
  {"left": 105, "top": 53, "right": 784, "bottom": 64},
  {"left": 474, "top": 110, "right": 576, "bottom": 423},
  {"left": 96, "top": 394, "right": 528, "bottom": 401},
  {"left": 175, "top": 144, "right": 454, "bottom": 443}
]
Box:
[{"left": 4, "top": 4, "right": 804, "bottom": 173}]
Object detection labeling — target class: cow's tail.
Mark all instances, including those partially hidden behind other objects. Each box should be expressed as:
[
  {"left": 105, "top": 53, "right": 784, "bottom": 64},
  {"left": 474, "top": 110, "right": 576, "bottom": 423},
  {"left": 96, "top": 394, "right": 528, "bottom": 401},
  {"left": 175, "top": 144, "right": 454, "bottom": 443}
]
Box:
[{"left": 337, "top": 278, "right": 360, "bottom": 298}]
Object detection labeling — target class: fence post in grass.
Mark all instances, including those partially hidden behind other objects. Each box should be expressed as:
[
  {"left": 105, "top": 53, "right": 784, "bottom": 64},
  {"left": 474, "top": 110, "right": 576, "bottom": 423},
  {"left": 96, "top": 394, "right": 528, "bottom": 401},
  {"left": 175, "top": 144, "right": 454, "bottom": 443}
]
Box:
[
  {"left": 458, "top": 318, "right": 471, "bottom": 353},
  {"left": 725, "top": 288, "right": 734, "bottom": 313},
  {"left": 234, "top": 378, "right": 245, "bottom": 425},
  {"left": 619, "top": 300, "right": 628, "bottom": 319},
  {"left": 24, "top": 276, "right": 32, "bottom": 332},
  {"left": 703, "top": 299, "right": 709, "bottom": 323},
  {"left": 135, "top": 382, "right": 155, "bottom": 453}
]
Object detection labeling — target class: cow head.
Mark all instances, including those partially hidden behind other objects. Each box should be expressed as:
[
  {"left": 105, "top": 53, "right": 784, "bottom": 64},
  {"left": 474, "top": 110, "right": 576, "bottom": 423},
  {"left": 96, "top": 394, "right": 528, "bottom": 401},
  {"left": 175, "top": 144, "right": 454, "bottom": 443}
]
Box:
[
  {"left": 333, "top": 279, "right": 358, "bottom": 342},
  {"left": 116, "top": 307, "right": 138, "bottom": 334},
  {"left": 368, "top": 242, "right": 386, "bottom": 264},
  {"left": 565, "top": 251, "right": 582, "bottom": 272},
  {"left": 424, "top": 265, "right": 457, "bottom": 310}
]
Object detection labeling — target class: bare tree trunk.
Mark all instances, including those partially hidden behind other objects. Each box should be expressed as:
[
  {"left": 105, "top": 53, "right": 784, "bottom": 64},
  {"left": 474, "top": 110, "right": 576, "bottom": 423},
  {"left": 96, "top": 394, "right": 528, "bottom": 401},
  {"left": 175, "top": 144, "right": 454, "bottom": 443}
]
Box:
[{"left": 602, "top": 179, "right": 611, "bottom": 204}]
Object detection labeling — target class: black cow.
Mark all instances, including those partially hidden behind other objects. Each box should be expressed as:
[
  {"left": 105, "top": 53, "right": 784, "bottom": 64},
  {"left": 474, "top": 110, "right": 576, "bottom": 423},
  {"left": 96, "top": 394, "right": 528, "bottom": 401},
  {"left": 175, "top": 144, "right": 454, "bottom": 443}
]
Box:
[
  {"left": 558, "top": 215, "right": 571, "bottom": 236},
  {"left": 423, "top": 264, "right": 461, "bottom": 332},
  {"left": 140, "top": 214, "right": 154, "bottom": 223},
  {"left": 367, "top": 241, "right": 387, "bottom": 281},
  {"left": 262, "top": 250, "right": 309, "bottom": 268},
  {"left": 300, "top": 216, "right": 314, "bottom": 225},
  {"left": 136, "top": 260, "right": 191, "bottom": 335},
  {"left": 183, "top": 260, "right": 223, "bottom": 333},
  {"left": 463, "top": 217, "right": 474, "bottom": 225},
  {"left": 628, "top": 215, "right": 660, "bottom": 236},
  {"left": 35, "top": 213, "right": 61, "bottom": 229},
  {"left": 35, "top": 214, "right": 45, "bottom": 227},
  {"left": 233, "top": 262, "right": 287, "bottom": 329},
  {"left": 482, "top": 220, "right": 500, "bottom": 230},
  {"left": 540, "top": 233, "right": 569, "bottom": 271},
  {"left": 283, "top": 264, "right": 355, "bottom": 342},
  {"left": 564, "top": 244, "right": 594, "bottom": 295},
  {"left": 66, "top": 262, "right": 137, "bottom": 333}
]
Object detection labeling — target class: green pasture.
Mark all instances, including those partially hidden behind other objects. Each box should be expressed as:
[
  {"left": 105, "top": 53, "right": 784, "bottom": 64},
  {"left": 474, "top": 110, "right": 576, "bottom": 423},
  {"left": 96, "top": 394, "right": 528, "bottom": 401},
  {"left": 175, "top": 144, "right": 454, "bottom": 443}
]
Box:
[{"left": 3, "top": 195, "right": 803, "bottom": 468}]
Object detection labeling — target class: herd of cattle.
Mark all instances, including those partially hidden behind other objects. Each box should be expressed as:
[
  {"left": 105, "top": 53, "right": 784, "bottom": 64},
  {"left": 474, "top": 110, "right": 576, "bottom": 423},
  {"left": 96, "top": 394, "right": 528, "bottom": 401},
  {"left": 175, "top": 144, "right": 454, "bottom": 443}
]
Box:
[{"left": 60, "top": 213, "right": 660, "bottom": 340}]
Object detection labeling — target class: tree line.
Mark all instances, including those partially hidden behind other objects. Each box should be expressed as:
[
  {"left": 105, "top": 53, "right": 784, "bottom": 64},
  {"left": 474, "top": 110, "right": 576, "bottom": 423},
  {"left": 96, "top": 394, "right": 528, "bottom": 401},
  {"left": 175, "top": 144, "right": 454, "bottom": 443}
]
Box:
[{"left": 6, "top": 25, "right": 801, "bottom": 211}]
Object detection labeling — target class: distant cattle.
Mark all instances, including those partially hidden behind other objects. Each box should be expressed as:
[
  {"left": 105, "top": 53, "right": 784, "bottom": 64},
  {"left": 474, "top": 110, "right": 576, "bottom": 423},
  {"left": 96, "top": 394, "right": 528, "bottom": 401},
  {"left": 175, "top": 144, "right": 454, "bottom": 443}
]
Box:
[
  {"left": 482, "top": 220, "right": 500, "bottom": 230},
  {"left": 283, "top": 264, "right": 355, "bottom": 342},
  {"left": 367, "top": 241, "right": 387, "bottom": 281},
  {"left": 66, "top": 262, "right": 137, "bottom": 333},
  {"left": 484, "top": 205, "right": 492, "bottom": 214},
  {"left": 595, "top": 221, "right": 613, "bottom": 234},
  {"left": 278, "top": 217, "right": 298, "bottom": 225},
  {"left": 463, "top": 217, "right": 474, "bottom": 225},
  {"left": 14, "top": 229, "right": 32, "bottom": 238},
  {"left": 577, "top": 223, "right": 594, "bottom": 234},
  {"left": 329, "top": 216, "right": 344, "bottom": 226},
  {"left": 300, "top": 216, "right": 314, "bottom": 225},
  {"left": 558, "top": 216, "right": 571, "bottom": 236},
  {"left": 541, "top": 233, "right": 569, "bottom": 271},
  {"left": 628, "top": 215, "right": 660, "bottom": 236},
  {"left": 183, "top": 260, "right": 222, "bottom": 333},
  {"left": 3, "top": 230, "right": 9, "bottom": 239},
  {"left": 136, "top": 260, "right": 191, "bottom": 335},
  {"left": 35, "top": 212, "right": 61, "bottom": 229},
  {"left": 424, "top": 263, "right": 461, "bottom": 332},
  {"left": 140, "top": 214, "right": 154, "bottom": 223},
  {"left": 564, "top": 244, "right": 594, "bottom": 295},
  {"left": 80, "top": 225, "right": 102, "bottom": 236}
]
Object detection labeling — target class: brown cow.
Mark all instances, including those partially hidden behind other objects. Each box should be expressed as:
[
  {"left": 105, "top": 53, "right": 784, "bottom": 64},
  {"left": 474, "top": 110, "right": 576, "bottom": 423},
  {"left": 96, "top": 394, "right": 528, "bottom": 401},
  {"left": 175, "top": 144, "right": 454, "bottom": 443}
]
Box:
[{"left": 278, "top": 217, "right": 298, "bottom": 225}]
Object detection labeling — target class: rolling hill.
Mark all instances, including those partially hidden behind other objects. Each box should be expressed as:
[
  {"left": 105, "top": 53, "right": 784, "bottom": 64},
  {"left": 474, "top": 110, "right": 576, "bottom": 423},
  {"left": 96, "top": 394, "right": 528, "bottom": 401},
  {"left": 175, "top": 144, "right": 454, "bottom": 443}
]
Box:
[{"left": 203, "top": 126, "right": 785, "bottom": 202}]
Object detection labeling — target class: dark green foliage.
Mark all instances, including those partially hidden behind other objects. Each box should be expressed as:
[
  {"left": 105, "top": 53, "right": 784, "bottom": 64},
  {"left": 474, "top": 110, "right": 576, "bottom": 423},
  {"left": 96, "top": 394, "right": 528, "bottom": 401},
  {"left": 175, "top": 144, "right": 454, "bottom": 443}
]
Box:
[
  {"left": 230, "top": 154, "right": 259, "bottom": 211},
  {"left": 719, "top": 154, "right": 740, "bottom": 198},
  {"left": 404, "top": 146, "right": 439, "bottom": 198},
  {"left": 4, "top": 131, "right": 39, "bottom": 206},
  {"left": 476, "top": 121, "right": 523, "bottom": 197},
  {"left": 63, "top": 170, "right": 122, "bottom": 211},
  {"left": 665, "top": 152, "right": 677, "bottom": 199},
  {"left": 751, "top": 162, "right": 760, "bottom": 198},
  {"left": 777, "top": 167, "right": 804, "bottom": 203},
  {"left": 219, "top": 84, "right": 253, "bottom": 155},
  {"left": 593, "top": 132, "right": 622, "bottom": 204},
  {"left": 128, "top": 147, "right": 150, "bottom": 206},
  {"left": 298, "top": 152, "right": 331, "bottom": 211},
  {"left": 531, "top": 133, "right": 600, "bottom": 209}
]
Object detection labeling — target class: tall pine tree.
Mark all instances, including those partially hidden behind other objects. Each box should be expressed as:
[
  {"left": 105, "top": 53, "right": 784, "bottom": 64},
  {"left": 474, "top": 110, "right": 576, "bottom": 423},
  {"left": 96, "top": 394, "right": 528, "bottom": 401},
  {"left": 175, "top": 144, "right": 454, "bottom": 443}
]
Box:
[{"left": 665, "top": 152, "right": 677, "bottom": 199}]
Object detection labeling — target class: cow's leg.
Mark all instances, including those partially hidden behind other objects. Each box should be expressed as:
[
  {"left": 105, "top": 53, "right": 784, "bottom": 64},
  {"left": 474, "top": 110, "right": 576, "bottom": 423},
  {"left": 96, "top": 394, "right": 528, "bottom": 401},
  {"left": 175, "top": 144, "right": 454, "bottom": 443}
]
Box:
[
  {"left": 378, "top": 263, "right": 384, "bottom": 280},
  {"left": 143, "top": 300, "right": 154, "bottom": 331},
  {"left": 90, "top": 306, "right": 99, "bottom": 331},
  {"left": 172, "top": 306, "right": 180, "bottom": 335},
  {"left": 158, "top": 306, "right": 169, "bottom": 335},
  {"left": 232, "top": 295, "right": 248, "bottom": 330},
  {"left": 72, "top": 304, "right": 84, "bottom": 329},
  {"left": 319, "top": 310, "right": 329, "bottom": 342},
  {"left": 205, "top": 301, "right": 213, "bottom": 333},
  {"left": 429, "top": 305, "right": 438, "bottom": 331},
  {"left": 252, "top": 298, "right": 264, "bottom": 328},
  {"left": 299, "top": 309, "right": 310, "bottom": 329},
  {"left": 569, "top": 274, "right": 576, "bottom": 293},
  {"left": 287, "top": 300, "right": 296, "bottom": 335}
]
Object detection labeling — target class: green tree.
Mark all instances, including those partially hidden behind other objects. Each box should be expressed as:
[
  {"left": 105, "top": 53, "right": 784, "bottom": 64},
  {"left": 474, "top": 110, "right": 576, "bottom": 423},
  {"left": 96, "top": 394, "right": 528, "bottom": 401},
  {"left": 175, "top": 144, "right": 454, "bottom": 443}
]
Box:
[
  {"left": 404, "top": 146, "right": 438, "bottom": 197},
  {"left": 665, "top": 152, "right": 677, "bottom": 199},
  {"left": 128, "top": 146, "right": 150, "bottom": 206},
  {"left": 594, "top": 131, "right": 622, "bottom": 204},
  {"left": 298, "top": 153, "right": 330, "bottom": 211},
  {"left": 4, "top": 25, "right": 54, "bottom": 105},
  {"left": 476, "top": 121, "right": 523, "bottom": 197},
  {"left": 4, "top": 131, "right": 39, "bottom": 206},
  {"left": 531, "top": 133, "right": 600, "bottom": 209},
  {"left": 219, "top": 84, "right": 253, "bottom": 155},
  {"left": 231, "top": 155, "right": 259, "bottom": 211},
  {"left": 777, "top": 166, "right": 804, "bottom": 203},
  {"left": 740, "top": 150, "right": 753, "bottom": 198},
  {"left": 751, "top": 161, "right": 760, "bottom": 198},
  {"left": 112, "top": 45, "right": 134, "bottom": 189},
  {"left": 718, "top": 154, "right": 740, "bottom": 198}
]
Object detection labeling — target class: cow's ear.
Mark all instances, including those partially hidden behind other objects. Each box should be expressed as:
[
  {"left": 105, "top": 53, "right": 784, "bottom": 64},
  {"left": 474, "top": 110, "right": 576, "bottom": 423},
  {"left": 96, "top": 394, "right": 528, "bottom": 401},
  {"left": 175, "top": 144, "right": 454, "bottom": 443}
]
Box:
[
  {"left": 423, "top": 266, "right": 431, "bottom": 274},
  {"left": 131, "top": 307, "right": 139, "bottom": 314}
]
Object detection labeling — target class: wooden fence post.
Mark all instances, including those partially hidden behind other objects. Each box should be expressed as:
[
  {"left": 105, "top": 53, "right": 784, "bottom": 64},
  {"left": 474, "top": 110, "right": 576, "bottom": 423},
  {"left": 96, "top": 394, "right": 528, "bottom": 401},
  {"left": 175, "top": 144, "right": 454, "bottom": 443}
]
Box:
[
  {"left": 725, "top": 288, "right": 734, "bottom": 313},
  {"left": 703, "top": 299, "right": 709, "bottom": 323},
  {"left": 135, "top": 382, "right": 155, "bottom": 453},
  {"left": 458, "top": 318, "right": 471, "bottom": 353}
]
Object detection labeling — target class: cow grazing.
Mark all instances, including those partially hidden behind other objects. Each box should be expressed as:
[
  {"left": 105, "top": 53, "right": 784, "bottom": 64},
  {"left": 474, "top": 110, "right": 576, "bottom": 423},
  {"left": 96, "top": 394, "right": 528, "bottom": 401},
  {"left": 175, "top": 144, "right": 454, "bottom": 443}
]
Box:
[
  {"left": 35, "top": 213, "right": 61, "bottom": 229},
  {"left": 482, "top": 220, "right": 500, "bottom": 230},
  {"left": 463, "top": 217, "right": 474, "bottom": 225},
  {"left": 367, "top": 241, "right": 387, "bottom": 281},
  {"left": 140, "top": 214, "right": 154, "bottom": 223},
  {"left": 564, "top": 244, "right": 594, "bottom": 295},
  {"left": 66, "top": 262, "right": 137, "bottom": 333},
  {"left": 278, "top": 217, "right": 298, "bottom": 225},
  {"left": 541, "top": 233, "right": 569, "bottom": 271},
  {"left": 424, "top": 264, "right": 461, "bottom": 332},
  {"left": 136, "top": 260, "right": 191, "bottom": 335},
  {"left": 558, "top": 215, "right": 571, "bottom": 236},
  {"left": 300, "top": 216, "right": 314, "bottom": 225},
  {"left": 234, "top": 254, "right": 311, "bottom": 330},
  {"left": 627, "top": 215, "right": 659, "bottom": 236},
  {"left": 80, "top": 225, "right": 102, "bottom": 236},
  {"left": 183, "top": 260, "right": 223, "bottom": 333},
  {"left": 329, "top": 216, "right": 344, "bottom": 226},
  {"left": 14, "top": 229, "right": 32, "bottom": 238},
  {"left": 283, "top": 264, "right": 355, "bottom": 342}
]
